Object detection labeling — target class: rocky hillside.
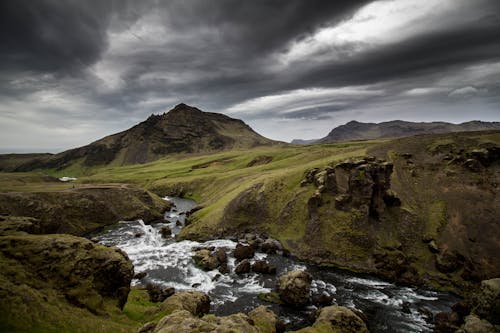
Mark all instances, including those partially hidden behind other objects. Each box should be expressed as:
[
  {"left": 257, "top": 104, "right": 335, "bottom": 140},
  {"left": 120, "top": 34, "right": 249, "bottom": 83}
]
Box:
[
  {"left": 1, "top": 103, "right": 278, "bottom": 171},
  {"left": 317, "top": 120, "right": 500, "bottom": 143},
  {"left": 0, "top": 186, "right": 170, "bottom": 235},
  {"left": 178, "top": 130, "right": 500, "bottom": 294}
]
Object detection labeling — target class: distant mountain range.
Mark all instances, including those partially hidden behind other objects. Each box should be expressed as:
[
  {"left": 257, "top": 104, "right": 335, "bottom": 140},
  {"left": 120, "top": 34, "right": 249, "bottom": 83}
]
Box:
[
  {"left": 292, "top": 120, "right": 500, "bottom": 144},
  {"left": 0, "top": 104, "right": 278, "bottom": 171}
]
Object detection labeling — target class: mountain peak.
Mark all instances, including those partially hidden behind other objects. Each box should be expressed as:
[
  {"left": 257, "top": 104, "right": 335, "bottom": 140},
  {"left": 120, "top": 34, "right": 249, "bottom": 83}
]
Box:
[{"left": 19, "top": 104, "right": 278, "bottom": 169}]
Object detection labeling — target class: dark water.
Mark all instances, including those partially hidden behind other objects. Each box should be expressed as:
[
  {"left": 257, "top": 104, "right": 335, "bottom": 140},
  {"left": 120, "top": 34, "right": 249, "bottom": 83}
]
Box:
[{"left": 94, "top": 196, "right": 458, "bottom": 332}]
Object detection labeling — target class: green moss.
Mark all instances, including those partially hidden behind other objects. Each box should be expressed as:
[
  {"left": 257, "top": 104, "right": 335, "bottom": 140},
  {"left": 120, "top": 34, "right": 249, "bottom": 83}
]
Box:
[{"left": 257, "top": 292, "right": 282, "bottom": 304}]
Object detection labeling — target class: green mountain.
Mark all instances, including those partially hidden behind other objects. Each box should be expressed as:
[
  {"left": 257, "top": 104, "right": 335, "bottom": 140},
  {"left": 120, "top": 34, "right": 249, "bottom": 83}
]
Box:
[{"left": 1, "top": 104, "right": 278, "bottom": 171}]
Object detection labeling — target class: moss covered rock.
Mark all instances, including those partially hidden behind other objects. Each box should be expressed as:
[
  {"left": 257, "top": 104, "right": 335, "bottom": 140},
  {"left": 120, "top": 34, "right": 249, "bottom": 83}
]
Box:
[
  {"left": 0, "top": 234, "right": 133, "bottom": 332},
  {"left": 160, "top": 291, "right": 210, "bottom": 317},
  {"left": 152, "top": 305, "right": 278, "bottom": 333},
  {"left": 291, "top": 306, "right": 368, "bottom": 333},
  {"left": 277, "top": 270, "right": 312, "bottom": 306}
]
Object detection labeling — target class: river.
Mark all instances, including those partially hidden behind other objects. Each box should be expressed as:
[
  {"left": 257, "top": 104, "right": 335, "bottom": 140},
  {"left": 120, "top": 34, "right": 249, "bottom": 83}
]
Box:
[{"left": 93, "top": 196, "right": 458, "bottom": 332}]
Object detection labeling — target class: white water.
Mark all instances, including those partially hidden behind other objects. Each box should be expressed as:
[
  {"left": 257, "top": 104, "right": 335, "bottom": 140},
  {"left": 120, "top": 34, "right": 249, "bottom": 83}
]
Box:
[{"left": 93, "top": 196, "right": 458, "bottom": 332}]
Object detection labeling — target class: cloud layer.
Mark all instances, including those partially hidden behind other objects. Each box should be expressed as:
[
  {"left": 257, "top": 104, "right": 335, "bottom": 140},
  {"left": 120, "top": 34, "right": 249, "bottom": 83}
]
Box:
[{"left": 1, "top": 0, "right": 499, "bottom": 151}]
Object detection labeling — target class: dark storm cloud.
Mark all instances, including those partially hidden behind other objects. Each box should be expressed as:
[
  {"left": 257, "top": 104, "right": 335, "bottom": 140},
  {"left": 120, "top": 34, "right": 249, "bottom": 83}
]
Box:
[
  {"left": 0, "top": 0, "right": 114, "bottom": 73},
  {"left": 1, "top": 0, "right": 500, "bottom": 150}
]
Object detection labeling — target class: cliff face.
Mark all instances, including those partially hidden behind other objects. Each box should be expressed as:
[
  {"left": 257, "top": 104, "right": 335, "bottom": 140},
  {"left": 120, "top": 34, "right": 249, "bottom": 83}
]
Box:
[
  {"left": 0, "top": 186, "right": 170, "bottom": 235},
  {"left": 179, "top": 131, "right": 500, "bottom": 293}
]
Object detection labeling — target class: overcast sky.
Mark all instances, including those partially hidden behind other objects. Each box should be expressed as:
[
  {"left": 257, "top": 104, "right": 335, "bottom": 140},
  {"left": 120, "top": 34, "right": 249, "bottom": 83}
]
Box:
[{"left": 1, "top": 0, "right": 500, "bottom": 152}]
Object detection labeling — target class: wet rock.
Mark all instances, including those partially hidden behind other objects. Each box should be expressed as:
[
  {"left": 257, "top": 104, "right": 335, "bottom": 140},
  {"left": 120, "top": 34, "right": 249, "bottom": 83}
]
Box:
[
  {"left": 160, "top": 226, "right": 171, "bottom": 238},
  {"left": 135, "top": 232, "right": 144, "bottom": 238},
  {"left": 134, "top": 271, "right": 147, "bottom": 280},
  {"left": 402, "top": 302, "right": 412, "bottom": 314},
  {"left": 216, "top": 248, "right": 227, "bottom": 263},
  {"left": 277, "top": 270, "right": 312, "bottom": 306},
  {"left": 312, "top": 292, "right": 334, "bottom": 307},
  {"left": 252, "top": 260, "right": 277, "bottom": 274},
  {"left": 292, "top": 305, "right": 368, "bottom": 333},
  {"left": 146, "top": 283, "right": 175, "bottom": 303},
  {"left": 235, "top": 259, "right": 251, "bottom": 274},
  {"left": 419, "top": 307, "right": 434, "bottom": 323},
  {"left": 261, "top": 238, "right": 283, "bottom": 254},
  {"left": 218, "top": 263, "right": 230, "bottom": 274},
  {"left": 160, "top": 291, "right": 210, "bottom": 317},
  {"left": 192, "top": 248, "right": 220, "bottom": 271},
  {"left": 234, "top": 243, "right": 255, "bottom": 260},
  {"left": 175, "top": 220, "right": 182, "bottom": 227}
]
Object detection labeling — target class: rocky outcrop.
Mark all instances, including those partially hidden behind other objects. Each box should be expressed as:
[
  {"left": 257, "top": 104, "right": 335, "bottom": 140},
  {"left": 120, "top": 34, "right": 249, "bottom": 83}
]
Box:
[
  {"left": 0, "top": 186, "right": 170, "bottom": 236},
  {"left": 291, "top": 305, "right": 368, "bottom": 333},
  {"left": 277, "top": 270, "right": 312, "bottom": 306},
  {"left": 303, "top": 157, "right": 399, "bottom": 218},
  {"left": 0, "top": 234, "right": 133, "bottom": 331}
]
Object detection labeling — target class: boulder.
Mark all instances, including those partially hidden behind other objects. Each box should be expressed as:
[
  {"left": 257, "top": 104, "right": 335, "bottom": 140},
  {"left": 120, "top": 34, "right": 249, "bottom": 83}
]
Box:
[
  {"left": 192, "top": 248, "right": 220, "bottom": 271},
  {"left": 252, "top": 260, "right": 277, "bottom": 274},
  {"left": 276, "top": 270, "right": 312, "bottom": 306},
  {"left": 312, "top": 292, "right": 334, "bottom": 307},
  {"left": 234, "top": 243, "right": 255, "bottom": 260},
  {"left": 216, "top": 248, "right": 227, "bottom": 264},
  {"left": 291, "top": 306, "right": 368, "bottom": 333},
  {"left": 146, "top": 283, "right": 175, "bottom": 303},
  {"left": 160, "top": 291, "right": 210, "bottom": 317},
  {"left": 248, "top": 306, "right": 279, "bottom": 333},
  {"left": 235, "top": 259, "right": 251, "bottom": 274},
  {"left": 160, "top": 226, "right": 172, "bottom": 238},
  {"left": 261, "top": 238, "right": 283, "bottom": 254}
]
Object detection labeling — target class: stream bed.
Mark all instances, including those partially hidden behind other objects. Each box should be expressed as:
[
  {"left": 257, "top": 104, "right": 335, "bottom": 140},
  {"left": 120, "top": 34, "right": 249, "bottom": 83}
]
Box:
[{"left": 94, "top": 196, "right": 458, "bottom": 332}]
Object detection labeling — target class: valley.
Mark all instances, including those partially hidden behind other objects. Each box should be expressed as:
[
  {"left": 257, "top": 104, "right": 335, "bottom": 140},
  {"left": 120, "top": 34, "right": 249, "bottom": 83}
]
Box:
[{"left": 0, "top": 105, "right": 499, "bottom": 333}]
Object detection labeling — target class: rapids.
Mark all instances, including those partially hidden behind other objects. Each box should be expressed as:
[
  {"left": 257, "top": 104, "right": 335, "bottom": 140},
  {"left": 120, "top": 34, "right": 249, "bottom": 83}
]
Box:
[{"left": 94, "top": 196, "right": 458, "bottom": 332}]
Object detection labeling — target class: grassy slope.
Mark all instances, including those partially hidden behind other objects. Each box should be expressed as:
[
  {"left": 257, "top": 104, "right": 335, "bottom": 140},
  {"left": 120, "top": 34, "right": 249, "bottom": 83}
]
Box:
[{"left": 1, "top": 131, "right": 499, "bottom": 293}]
